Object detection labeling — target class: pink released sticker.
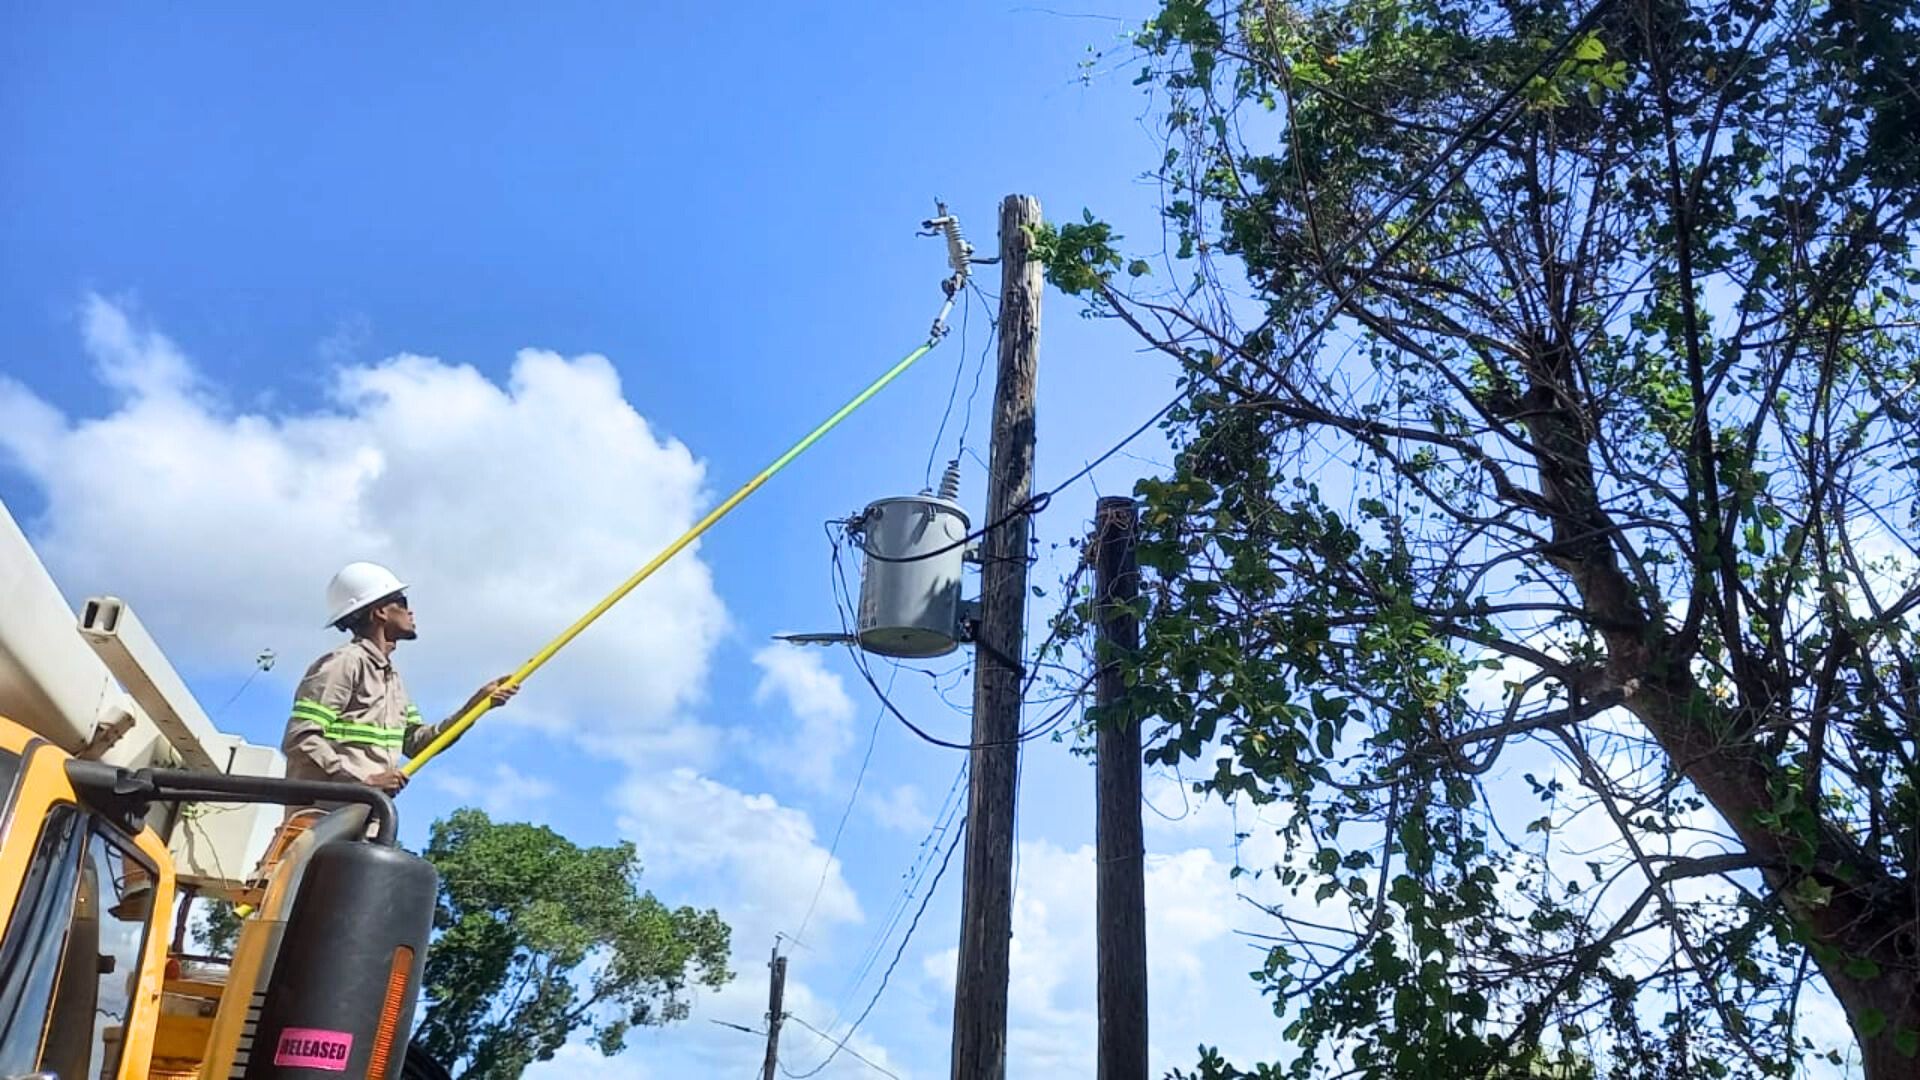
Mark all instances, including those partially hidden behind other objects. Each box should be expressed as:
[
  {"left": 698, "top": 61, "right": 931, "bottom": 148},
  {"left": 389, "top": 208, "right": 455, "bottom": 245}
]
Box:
[{"left": 273, "top": 1026, "right": 354, "bottom": 1071}]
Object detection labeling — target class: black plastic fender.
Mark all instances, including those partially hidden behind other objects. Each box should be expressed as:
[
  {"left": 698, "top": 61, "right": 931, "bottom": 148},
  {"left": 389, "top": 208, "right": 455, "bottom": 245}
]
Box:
[{"left": 245, "top": 840, "right": 437, "bottom": 1080}]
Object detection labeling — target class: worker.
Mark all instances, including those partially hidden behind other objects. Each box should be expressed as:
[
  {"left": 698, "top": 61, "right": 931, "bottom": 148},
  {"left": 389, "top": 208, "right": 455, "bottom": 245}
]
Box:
[{"left": 283, "top": 561, "right": 517, "bottom": 795}]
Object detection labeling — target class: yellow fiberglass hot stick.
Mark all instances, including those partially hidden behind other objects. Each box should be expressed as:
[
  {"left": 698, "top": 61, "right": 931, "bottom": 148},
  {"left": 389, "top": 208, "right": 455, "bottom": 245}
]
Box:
[
  {"left": 240, "top": 335, "right": 943, "bottom": 915},
  {"left": 404, "top": 207, "right": 973, "bottom": 780},
  {"left": 402, "top": 336, "right": 944, "bottom": 778}
]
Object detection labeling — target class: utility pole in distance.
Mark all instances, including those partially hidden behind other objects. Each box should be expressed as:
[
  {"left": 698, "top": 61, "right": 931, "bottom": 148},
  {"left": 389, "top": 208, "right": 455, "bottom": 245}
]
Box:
[
  {"left": 1094, "top": 496, "right": 1147, "bottom": 1080},
  {"left": 950, "top": 193, "right": 1042, "bottom": 1080},
  {"left": 761, "top": 946, "right": 787, "bottom": 1080}
]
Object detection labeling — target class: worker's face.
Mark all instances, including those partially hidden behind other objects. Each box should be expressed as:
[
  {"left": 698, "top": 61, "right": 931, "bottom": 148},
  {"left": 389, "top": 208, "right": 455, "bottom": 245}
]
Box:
[{"left": 375, "top": 594, "right": 417, "bottom": 641}]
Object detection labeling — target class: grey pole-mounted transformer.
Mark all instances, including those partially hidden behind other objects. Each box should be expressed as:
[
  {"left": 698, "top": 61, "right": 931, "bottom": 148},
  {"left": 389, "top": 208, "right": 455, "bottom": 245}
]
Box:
[
  {"left": 849, "top": 460, "right": 973, "bottom": 658},
  {"left": 775, "top": 203, "right": 987, "bottom": 660},
  {"left": 774, "top": 461, "right": 978, "bottom": 657}
]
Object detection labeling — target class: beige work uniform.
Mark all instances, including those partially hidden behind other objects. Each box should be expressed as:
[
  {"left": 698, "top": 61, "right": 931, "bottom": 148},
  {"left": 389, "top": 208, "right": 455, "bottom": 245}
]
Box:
[{"left": 282, "top": 638, "right": 458, "bottom": 786}]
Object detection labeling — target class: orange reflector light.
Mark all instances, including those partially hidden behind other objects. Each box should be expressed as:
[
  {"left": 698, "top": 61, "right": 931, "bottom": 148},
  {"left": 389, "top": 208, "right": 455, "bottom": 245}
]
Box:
[{"left": 365, "top": 945, "right": 415, "bottom": 1079}]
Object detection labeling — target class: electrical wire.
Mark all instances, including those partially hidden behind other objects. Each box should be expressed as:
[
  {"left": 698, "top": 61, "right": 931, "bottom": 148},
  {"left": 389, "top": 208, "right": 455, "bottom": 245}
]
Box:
[
  {"left": 1017, "top": 553, "right": 1093, "bottom": 703},
  {"left": 211, "top": 670, "right": 261, "bottom": 720},
  {"left": 781, "top": 1014, "right": 903, "bottom": 1080},
  {"left": 782, "top": 8, "right": 1619, "bottom": 1070},
  {"left": 829, "top": 530, "right": 1093, "bottom": 750},
  {"left": 852, "top": 2, "right": 1617, "bottom": 579},
  {"left": 403, "top": 219, "right": 969, "bottom": 780},
  {"left": 854, "top": 394, "right": 1178, "bottom": 568},
  {"left": 211, "top": 648, "right": 276, "bottom": 721},
  {"left": 847, "top": 646, "right": 1090, "bottom": 750},
  {"left": 779, "top": 816, "right": 968, "bottom": 1080},
  {"left": 827, "top": 762, "right": 968, "bottom": 1025},
  {"left": 793, "top": 532, "right": 962, "bottom": 1022},
  {"left": 792, "top": 662, "right": 898, "bottom": 951},
  {"left": 954, "top": 278, "right": 999, "bottom": 460},
  {"left": 1097, "top": 0, "right": 1618, "bottom": 460}
]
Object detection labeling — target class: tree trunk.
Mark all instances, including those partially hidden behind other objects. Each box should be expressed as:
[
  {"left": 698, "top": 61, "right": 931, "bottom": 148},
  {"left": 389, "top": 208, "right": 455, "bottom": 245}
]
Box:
[
  {"left": 1619, "top": 666, "right": 1920, "bottom": 1077},
  {"left": 1522, "top": 334, "right": 1920, "bottom": 1076}
]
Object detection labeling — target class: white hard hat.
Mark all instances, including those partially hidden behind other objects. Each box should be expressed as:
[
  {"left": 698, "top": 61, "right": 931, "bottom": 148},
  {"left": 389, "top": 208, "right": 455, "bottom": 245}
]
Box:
[{"left": 324, "top": 562, "right": 407, "bottom": 628}]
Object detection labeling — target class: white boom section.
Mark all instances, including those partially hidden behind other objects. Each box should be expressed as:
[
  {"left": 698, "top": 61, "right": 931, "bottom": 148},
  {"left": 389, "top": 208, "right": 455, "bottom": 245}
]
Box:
[
  {"left": 79, "top": 596, "right": 224, "bottom": 771},
  {"left": 170, "top": 736, "right": 288, "bottom": 897},
  {"left": 1, "top": 496, "right": 287, "bottom": 897},
  {"left": 0, "top": 498, "right": 146, "bottom": 760}
]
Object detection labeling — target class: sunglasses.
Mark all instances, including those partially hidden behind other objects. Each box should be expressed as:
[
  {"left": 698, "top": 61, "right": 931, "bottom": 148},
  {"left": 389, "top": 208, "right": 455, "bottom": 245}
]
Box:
[{"left": 386, "top": 594, "right": 410, "bottom": 610}]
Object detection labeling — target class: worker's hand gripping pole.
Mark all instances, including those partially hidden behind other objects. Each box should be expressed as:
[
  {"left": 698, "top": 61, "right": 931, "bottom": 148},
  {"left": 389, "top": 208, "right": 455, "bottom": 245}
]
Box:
[{"left": 402, "top": 212, "right": 968, "bottom": 779}]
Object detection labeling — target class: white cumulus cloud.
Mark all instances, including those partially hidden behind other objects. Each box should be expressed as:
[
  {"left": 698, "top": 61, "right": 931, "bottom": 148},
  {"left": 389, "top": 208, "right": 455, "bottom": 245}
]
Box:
[
  {"left": 922, "top": 837, "right": 1262, "bottom": 1077},
  {"left": 2, "top": 295, "right": 913, "bottom": 1078},
  {"left": 864, "top": 782, "right": 932, "bottom": 834},
  {"left": 616, "top": 767, "right": 863, "bottom": 938},
  {"left": 0, "top": 294, "right": 728, "bottom": 763},
  {"left": 751, "top": 643, "right": 857, "bottom": 790},
  {"left": 430, "top": 762, "right": 555, "bottom": 817},
  {"left": 605, "top": 767, "right": 896, "bottom": 1076}
]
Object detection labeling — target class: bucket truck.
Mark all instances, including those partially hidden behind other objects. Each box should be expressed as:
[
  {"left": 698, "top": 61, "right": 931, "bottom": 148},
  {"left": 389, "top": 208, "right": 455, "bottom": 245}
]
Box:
[{"left": 0, "top": 497, "right": 443, "bottom": 1080}]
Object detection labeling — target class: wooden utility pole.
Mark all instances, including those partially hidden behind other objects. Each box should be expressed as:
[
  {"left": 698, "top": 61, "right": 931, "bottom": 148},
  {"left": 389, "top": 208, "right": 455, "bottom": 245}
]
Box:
[
  {"left": 950, "top": 193, "right": 1042, "bottom": 1080},
  {"left": 761, "top": 947, "right": 788, "bottom": 1080},
  {"left": 1094, "top": 496, "right": 1147, "bottom": 1080}
]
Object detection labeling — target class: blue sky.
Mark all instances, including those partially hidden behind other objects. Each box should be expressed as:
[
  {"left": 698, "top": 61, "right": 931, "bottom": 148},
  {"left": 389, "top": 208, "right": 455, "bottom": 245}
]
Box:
[
  {"left": 0, "top": 4, "right": 1309, "bottom": 1077},
  {"left": 3, "top": 5, "right": 1885, "bottom": 1078}
]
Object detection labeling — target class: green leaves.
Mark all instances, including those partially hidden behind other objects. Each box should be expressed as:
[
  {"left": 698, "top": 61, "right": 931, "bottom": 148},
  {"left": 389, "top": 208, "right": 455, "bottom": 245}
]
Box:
[
  {"left": 1896, "top": 1029, "right": 1920, "bottom": 1059},
  {"left": 1100, "top": 0, "right": 1920, "bottom": 1075},
  {"left": 1843, "top": 956, "right": 1882, "bottom": 980},
  {"left": 413, "top": 809, "right": 732, "bottom": 1079},
  {"left": 1524, "top": 32, "right": 1629, "bottom": 109},
  {"left": 1026, "top": 212, "right": 1125, "bottom": 296},
  {"left": 1862, "top": 1008, "right": 1889, "bottom": 1039}
]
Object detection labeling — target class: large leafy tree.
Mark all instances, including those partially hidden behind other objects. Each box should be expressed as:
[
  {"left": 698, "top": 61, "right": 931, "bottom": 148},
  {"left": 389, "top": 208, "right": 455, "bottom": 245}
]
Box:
[
  {"left": 1047, "top": 0, "right": 1920, "bottom": 1076},
  {"left": 412, "top": 809, "right": 732, "bottom": 1079}
]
